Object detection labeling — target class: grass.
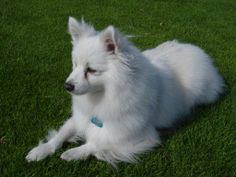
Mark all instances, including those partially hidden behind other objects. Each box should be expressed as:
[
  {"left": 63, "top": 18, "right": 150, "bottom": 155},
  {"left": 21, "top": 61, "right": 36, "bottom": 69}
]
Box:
[{"left": 0, "top": 0, "right": 235, "bottom": 176}]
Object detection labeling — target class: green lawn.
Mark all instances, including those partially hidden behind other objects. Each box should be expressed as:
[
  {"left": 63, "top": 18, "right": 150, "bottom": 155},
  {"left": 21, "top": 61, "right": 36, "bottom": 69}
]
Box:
[{"left": 0, "top": 0, "right": 235, "bottom": 176}]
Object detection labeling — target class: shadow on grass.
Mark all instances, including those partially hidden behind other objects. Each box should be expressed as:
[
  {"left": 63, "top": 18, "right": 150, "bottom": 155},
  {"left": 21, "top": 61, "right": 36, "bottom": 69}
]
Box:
[{"left": 157, "top": 86, "right": 228, "bottom": 142}]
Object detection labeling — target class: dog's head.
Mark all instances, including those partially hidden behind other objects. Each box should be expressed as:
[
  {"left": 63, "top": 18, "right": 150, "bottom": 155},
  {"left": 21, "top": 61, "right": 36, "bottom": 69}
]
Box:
[{"left": 65, "top": 17, "right": 135, "bottom": 95}]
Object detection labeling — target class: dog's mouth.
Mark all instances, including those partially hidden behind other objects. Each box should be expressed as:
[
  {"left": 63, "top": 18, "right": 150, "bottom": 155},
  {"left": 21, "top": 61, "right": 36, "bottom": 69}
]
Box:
[
  {"left": 64, "top": 81, "right": 90, "bottom": 95},
  {"left": 65, "top": 88, "right": 88, "bottom": 96},
  {"left": 64, "top": 81, "right": 105, "bottom": 96}
]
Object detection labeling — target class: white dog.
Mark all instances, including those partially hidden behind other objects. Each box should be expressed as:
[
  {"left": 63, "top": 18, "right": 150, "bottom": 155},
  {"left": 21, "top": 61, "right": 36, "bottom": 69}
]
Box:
[{"left": 26, "top": 17, "right": 224, "bottom": 165}]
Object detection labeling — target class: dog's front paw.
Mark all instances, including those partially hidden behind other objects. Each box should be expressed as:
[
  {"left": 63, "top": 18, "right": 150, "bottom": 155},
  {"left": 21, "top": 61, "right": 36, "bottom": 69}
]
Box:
[
  {"left": 26, "top": 143, "right": 54, "bottom": 162},
  {"left": 60, "top": 147, "right": 89, "bottom": 161}
]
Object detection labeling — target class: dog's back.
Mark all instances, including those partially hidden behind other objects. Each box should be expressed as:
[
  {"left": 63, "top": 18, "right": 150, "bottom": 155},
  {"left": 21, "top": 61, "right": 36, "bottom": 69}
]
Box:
[{"left": 143, "top": 40, "right": 225, "bottom": 127}]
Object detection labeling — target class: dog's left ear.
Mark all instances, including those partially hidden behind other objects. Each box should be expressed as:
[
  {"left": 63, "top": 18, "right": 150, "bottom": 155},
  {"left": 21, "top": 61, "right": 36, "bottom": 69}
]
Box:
[
  {"left": 100, "top": 26, "right": 126, "bottom": 54},
  {"left": 68, "top": 17, "right": 96, "bottom": 42}
]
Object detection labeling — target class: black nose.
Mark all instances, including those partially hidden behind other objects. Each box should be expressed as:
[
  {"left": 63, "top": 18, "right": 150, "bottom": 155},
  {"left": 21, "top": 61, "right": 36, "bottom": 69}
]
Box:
[{"left": 64, "top": 82, "right": 75, "bottom": 92}]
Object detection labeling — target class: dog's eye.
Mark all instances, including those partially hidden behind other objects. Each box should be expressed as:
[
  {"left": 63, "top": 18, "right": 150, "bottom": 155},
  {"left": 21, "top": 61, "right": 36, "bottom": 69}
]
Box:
[{"left": 87, "top": 67, "right": 96, "bottom": 73}]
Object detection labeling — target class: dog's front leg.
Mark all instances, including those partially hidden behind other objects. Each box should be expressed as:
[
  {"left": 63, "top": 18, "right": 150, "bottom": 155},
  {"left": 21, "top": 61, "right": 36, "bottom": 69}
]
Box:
[
  {"left": 26, "top": 118, "right": 76, "bottom": 162},
  {"left": 60, "top": 143, "right": 96, "bottom": 161}
]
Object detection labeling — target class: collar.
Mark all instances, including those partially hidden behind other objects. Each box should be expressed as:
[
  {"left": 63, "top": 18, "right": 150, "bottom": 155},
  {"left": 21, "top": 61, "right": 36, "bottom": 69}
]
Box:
[{"left": 91, "top": 116, "right": 103, "bottom": 128}]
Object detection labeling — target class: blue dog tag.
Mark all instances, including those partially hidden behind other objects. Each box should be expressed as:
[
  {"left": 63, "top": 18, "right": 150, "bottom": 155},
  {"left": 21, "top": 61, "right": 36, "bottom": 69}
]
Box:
[{"left": 91, "top": 116, "right": 103, "bottom": 128}]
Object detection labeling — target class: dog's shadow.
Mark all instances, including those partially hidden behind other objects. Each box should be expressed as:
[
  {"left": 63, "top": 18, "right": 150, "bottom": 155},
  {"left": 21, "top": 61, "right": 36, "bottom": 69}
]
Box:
[
  {"left": 155, "top": 110, "right": 200, "bottom": 141},
  {"left": 156, "top": 91, "right": 227, "bottom": 142},
  {"left": 165, "top": 83, "right": 228, "bottom": 138}
]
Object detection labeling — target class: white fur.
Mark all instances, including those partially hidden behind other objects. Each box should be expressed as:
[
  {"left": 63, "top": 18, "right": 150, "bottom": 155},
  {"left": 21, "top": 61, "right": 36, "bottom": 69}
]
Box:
[{"left": 26, "top": 17, "right": 224, "bottom": 165}]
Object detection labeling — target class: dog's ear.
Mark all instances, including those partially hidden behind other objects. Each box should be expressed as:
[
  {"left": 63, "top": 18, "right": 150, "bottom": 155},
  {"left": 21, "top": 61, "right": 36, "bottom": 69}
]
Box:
[
  {"left": 100, "top": 26, "right": 126, "bottom": 54},
  {"left": 68, "top": 17, "right": 96, "bottom": 42}
]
